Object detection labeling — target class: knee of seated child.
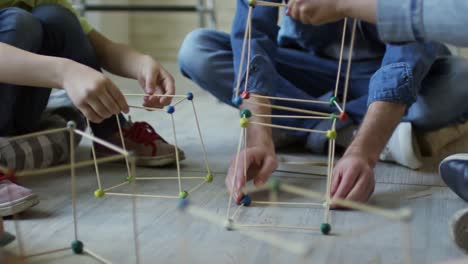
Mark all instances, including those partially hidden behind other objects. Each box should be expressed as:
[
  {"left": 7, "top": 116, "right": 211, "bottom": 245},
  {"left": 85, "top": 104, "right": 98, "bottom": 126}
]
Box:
[
  {"left": 0, "top": 7, "right": 43, "bottom": 49},
  {"left": 32, "top": 4, "right": 81, "bottom": 33}
]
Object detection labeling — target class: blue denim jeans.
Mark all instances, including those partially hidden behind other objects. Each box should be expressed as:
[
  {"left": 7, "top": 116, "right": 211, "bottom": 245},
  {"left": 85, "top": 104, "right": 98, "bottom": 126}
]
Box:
[
  {"left": 0, "top": 5, "right": 123, "bottom": 137},
  {"left": 179, "top": 29, "right": 468, "bottom": 152}
]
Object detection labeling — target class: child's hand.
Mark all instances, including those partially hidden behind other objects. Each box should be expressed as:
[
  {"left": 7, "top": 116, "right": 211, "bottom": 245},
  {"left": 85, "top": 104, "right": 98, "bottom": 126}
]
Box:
[
  {"left": 137, "top": 56, "right": 175, "bottom": 108},
  {"left": 287, "top": 0, "right": 345, "bottom": 25},
  {"left": 62, "top": 61, "right": 129, "bottom": 123}
]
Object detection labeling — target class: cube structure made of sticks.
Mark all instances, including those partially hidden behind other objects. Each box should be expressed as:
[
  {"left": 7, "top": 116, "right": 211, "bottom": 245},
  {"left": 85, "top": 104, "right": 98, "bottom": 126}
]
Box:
[{"left": 91, "top": 92, "right": 213, "bottom": 201}]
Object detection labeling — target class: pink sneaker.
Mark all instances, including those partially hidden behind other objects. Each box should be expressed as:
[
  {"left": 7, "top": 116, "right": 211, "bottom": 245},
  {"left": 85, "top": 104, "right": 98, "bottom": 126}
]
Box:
[{"left": 0, "top": 175, "right": 39, "bottom": 217}]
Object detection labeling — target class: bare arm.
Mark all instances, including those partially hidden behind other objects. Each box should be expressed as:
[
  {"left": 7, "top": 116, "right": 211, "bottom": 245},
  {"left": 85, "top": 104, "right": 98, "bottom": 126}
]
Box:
[
  {"left": 88, "top": 30, "right": 175, "bottom": 107},
  {"left": 331, "top": 101, "right": 406, "bottom": 203},
  {"left": 0, "top": 42, "right": 66, "bottom": 88},
  {"left": 0, "top": 42, "right": 128, "bottom": 123}
]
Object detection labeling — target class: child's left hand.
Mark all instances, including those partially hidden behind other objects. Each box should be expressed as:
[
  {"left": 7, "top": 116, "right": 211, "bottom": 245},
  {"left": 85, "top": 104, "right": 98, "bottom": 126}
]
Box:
[{"left": 137, "top": 56, "right": 176, "bottom": 108}]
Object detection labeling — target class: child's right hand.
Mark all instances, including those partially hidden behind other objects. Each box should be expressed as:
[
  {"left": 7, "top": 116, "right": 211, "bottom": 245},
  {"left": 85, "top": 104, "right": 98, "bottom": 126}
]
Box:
[{"left": 61, "top": 60, "right": 129, "bottom": 123}]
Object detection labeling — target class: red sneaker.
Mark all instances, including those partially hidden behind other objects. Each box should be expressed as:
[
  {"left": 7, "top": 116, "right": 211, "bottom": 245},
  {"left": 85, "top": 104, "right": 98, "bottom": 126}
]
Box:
[{"left": 96, "top": 121, "right": 185, "bottom": 167}]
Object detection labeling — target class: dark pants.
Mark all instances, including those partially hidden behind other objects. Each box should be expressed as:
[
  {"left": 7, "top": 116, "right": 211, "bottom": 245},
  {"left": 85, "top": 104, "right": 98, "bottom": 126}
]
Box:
[{"left": 0, "top": 4, "right": 122, "bottom": 137}]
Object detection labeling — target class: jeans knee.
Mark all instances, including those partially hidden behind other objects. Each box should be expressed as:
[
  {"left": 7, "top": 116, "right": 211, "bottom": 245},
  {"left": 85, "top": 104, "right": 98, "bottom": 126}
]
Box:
[
  {"left": 0, "top": 7, "right": 43, "bottom": 51},
  {"left": 32, "top": 4, "right": 82, "bottom": 34},
  {"left": 178, "top": 29, "right": 219, "bottom": 80}
]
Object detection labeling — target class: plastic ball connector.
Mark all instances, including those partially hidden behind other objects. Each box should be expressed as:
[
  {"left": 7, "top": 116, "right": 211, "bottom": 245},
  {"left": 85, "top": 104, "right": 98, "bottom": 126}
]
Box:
[
  {"left": 241, "top": 91, "right": 251, "bottom": 99},
  {"left": 166, "top": 105, "right": 175, "bottom": 114},
  {"left": 320, "top": 223, "right": 331, "bottom": 235},
  {"left": 248, "top": 0, "right": 256, "bottom": 7},
  {"left": 179, "top": 191, "right": 189, "bottom": 199},
  {"left": 239, "top": 195, "right": 252, "bottom": 207},
  {"left": 240, "top": 117, "right": 249, "bottom": 128},
  {"left": 326, "top": 130, "right": 337, "bottom": 140},
  {"left": 186, "top": 92, "right": 194, "bottom": 101},
  {"left": 94, "top": 189, "right": 105, "bottom": 198},
  {"left": 232, "top": 96, "right": 243, "bottom": 107},
  {"left": 240, "top": 109, "right": 252, "bottom": 118},
  {"left": 204, "top": 173, "right": 214, "bottom": 183},
  {"left": 71, "top": 240, "right": 84, "bottom": 254}
]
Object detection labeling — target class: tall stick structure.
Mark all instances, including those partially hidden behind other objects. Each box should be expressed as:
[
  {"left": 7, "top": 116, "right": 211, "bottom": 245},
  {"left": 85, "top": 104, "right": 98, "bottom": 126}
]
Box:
[{"left": 218, "top": 1, "right": 413, "bottom": 262}]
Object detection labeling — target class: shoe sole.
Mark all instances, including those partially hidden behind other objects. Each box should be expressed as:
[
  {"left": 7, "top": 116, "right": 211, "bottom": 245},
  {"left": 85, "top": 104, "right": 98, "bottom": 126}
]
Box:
[
  {"left": 440, "top": 153, "right": 468, "bottom": 165},
  {"left": 94, "top": 151, "right": 186, "bottom": 168},
  {"left": 450, "top": 208, "right": 468, "bottom": 253},
  {"left": 0, "top": 194, "right": 40, "bottom": 217},
  {"left": 135, "top": 152, "right": 186, "bottom": 167}
]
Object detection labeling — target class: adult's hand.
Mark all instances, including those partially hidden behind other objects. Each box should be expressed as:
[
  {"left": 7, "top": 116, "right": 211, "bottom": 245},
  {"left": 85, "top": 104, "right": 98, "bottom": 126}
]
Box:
[
  {"left": 331, "top": 154, "right": 375, "bottom": 205},
  {"left": 287, "top": 0, "right": 345, "bottom": 25},
  {"left": 226, "top": 145, "right": 278, "bottom": 203}
]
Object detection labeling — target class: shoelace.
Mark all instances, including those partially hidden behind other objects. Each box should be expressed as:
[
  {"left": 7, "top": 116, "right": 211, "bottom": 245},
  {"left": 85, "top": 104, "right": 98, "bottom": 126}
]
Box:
[
  {"left": 0, "top": 171, "right": 17, "bottom": 184},
  {"left": 123, "top": 122, "right": 165, "bottom": 156}
]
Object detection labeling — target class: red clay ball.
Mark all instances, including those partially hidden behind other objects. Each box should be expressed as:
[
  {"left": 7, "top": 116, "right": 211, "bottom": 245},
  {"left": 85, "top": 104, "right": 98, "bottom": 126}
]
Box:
[{"left": 339, "top": 112, "right": 348, "bottom": 121}]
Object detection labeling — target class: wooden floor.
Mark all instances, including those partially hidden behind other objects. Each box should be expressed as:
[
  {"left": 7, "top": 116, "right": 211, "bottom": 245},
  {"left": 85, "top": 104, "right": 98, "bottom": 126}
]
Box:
[{"left": 2, "top": 62, "right": 468, "bottom": 264}]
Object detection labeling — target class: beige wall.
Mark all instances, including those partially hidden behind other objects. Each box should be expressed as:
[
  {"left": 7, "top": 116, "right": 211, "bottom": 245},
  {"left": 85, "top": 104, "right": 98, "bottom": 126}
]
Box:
[{"left": 128, "top": 0, "right": 234, "bottom": 61}]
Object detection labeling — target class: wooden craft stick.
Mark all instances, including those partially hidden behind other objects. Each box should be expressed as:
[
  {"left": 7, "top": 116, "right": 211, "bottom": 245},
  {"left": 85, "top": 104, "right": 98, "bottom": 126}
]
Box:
[
  {"left": 250, "top": 94, "right": 329, "bottom": 105},
  {"left": 246, "top": 100, "right": 332, "bottom": 117},
  {"left": 254, "top": 114, "right": 331, "bottom": 120},
  {"left": 234, "top": 7, "right": 253, "bottom": 97},
  {"left": 87, "top": 119, "right": 103, "bottom": 191},
  {"left": 241, "top": 184, "right": 270, "bottom": 195},
  {"left": 24, "top": 247, "right": 69, "bottom": 259},
  {"left": 250, "top": 121, "right": 327, "bottom": 134},
  {"left": 231, "top": 204, "right": 244, "bottom": 221},
  {"left": 186, "top": 205, "right": 307, "bottom": 255},
  {"left": 16, "top": 155, "right": 126, "bottom": 177},
  {"left": 252, "top": 201, "right": 324, "bottom": 207},
  {"left": 170, "top": 114, "right": 183, "bottom": 194},
  {"left": 226, "top": 129, "right": 245, "bottom": 220},
  {"left": 104, "top": 181, "right": 129, "bottom": 192},
  {"left": 135, "top": 177, "right": 205, "bottom": 180},
  {"left": 333, "top": 100, "right": 344, "bottom": 113},
  {"left": 173, "top": 97, "right": 187, "bottom": 107},
  {"left": 281, "top": 161, "right": 331, "bottom": 166},
  {"left": 237, "top": 224, "right": 321, "bottom": 231},
  {"left": 8, "top": 127, "right": 69, "bottom": 142},
  {"left": 84, "top": 248, "right": 113, "bottom": 264},
  {"left": 124, "top": 93, "right": 186, "bottom": 98},
  {"left": 74, "top": 129, "right": 129, "bottom": 156},
  {"left": 105, "top": 192, "right": 179, "bottom": 199},
  {"left": 190, "top": 101, "right": 213, "bottom": 176},
  {"left": 342, "top": 19, "right": 358, "bottom": 112},
  {"left": 255, "top": 0, "right": 287, "bottom": 7},
  {"left": 129, "top": 159, "right": 141, "bottom": 264},
  {"left": 70, "top": 129, "right": 79, "bottom": 242},
  {"left": 280, "top": 183, "right": 326, "bottom": 201},
  {"left": 128, "top": 105, "right": 165, "bottom": 112},
  {"left": 188, "top": 181, "right": 207, "bottom": 194},
  {"left": 331, "top": 198, "right": 411, "bottom": 221},
  {"left": 280, "top": 183, "right": 411, "bottom": 221},
  {"left": 116, "top": 115, "right": 133, "bottom": 183},
  {"left": 243, "top": 17, "right": 252, "bottom": 93},
  {"left": 333, "top": 18, "right": 348, "bottom": 98}
]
